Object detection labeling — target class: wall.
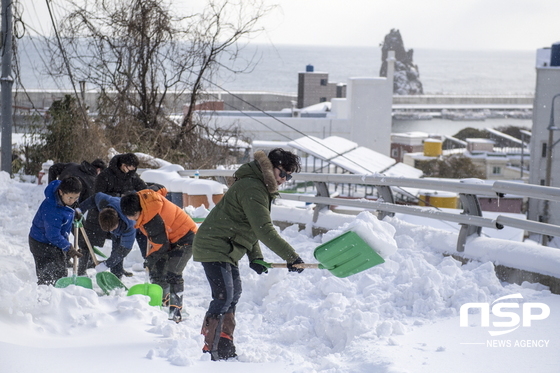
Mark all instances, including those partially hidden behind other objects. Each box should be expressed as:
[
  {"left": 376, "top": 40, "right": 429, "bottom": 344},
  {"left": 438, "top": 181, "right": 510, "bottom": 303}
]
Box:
[
  {"left": 348, "top": 77, "right": 393, "bottom": 155},
  {"left": 528, "top": 48, "right": 560, "bottom": 227},
  {"left": 297, "top": 72, "right": 342, "bottom": 108}
]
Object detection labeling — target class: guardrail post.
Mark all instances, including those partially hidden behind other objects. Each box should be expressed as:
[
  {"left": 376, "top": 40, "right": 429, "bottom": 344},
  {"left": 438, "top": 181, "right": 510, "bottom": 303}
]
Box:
[
  {"left": 457, "top": 193, "right": 483, "bottom": 252},
  {"left": 375, "top": 185, "right": 395, "bottom": 219},
  {"left": 313, "top": 181, "right": 330, "bottom": 223}
]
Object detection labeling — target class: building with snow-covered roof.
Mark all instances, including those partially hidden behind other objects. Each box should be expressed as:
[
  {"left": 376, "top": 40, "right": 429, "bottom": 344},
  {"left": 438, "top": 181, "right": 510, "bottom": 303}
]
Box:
[
  {"left": 403, "top": 137, "right": 529, "bottom": 181},
  {"left": 390, "top": 131, "right": 433, "bottom": 162},
  {"left": 195, "top": 52, "right": 396, "bottom": 157}
]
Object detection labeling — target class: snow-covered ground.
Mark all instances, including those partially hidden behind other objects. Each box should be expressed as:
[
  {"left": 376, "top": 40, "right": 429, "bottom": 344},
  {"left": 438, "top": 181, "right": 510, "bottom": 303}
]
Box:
[{"left": 1, "top": 171, "right": 559, "bottom": 373}]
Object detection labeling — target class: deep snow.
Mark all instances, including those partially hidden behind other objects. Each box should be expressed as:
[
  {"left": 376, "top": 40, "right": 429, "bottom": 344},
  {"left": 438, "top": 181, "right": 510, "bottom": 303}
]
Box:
[{"left": 0, "top": 171, "right": 559, "bottom": 373}]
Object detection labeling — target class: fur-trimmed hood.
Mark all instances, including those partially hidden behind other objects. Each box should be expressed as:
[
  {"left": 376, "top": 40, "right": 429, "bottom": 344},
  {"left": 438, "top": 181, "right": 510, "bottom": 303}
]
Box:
[
  {"left": 192, "top": 150, "right": 299, "bottom": 266},
  {"left": 234, "top": 150, "right": 278, "bottom": 195}
]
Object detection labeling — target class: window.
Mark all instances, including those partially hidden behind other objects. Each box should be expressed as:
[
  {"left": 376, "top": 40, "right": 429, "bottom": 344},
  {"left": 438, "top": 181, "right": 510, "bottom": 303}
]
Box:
[
  {"left": 391, "top": 148, "right": 399, "bottom": 158},
  {"left": 320, "top": 79, "right": 328, "bottom": 86},
  {"left": 319, "top": 97, "right": 327, "bottom": 102},
  {"left": 492, "top": 166, "right": 502, "bottom": 175},
  {"left": 542, "top": 143, "right": 547, "bottom": 158}
]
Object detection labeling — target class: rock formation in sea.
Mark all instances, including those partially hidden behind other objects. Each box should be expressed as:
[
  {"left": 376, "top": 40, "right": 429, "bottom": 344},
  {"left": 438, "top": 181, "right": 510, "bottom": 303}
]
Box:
[{"left": 379, "top": 29, "right": 424, "bottom": 95}]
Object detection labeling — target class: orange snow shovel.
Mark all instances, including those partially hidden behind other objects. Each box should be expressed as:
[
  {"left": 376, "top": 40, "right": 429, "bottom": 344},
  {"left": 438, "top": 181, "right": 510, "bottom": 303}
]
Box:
[
  {"left": 55, "top": 221, "right": 93, "bottom": 290},
  {"left": 255, "top": 231, "right": 385, "bottom": 278},
  {"left": 77, "top": 223, "right": 128, "bottom": 295}
]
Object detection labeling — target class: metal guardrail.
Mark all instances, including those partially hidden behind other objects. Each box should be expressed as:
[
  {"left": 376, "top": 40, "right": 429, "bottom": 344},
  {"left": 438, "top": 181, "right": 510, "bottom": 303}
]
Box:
[{"left": 178, "top": 170, "right": 560, "bottom": 252}]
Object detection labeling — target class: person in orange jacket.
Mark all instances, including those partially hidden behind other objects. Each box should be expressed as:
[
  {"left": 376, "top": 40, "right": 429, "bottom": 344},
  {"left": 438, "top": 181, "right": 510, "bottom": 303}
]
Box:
[{"left": 120, "top": 186, "right": 197, "bottom": 323}]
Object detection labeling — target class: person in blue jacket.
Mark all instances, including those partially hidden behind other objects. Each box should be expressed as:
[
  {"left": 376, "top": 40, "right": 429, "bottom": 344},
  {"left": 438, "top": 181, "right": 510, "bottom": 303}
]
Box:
[
  {"left": 78, "top": 192, "right": 136, "bottom": 279},
  {"left": 29, "top": 177, "right": 83, "bottom": 285}
]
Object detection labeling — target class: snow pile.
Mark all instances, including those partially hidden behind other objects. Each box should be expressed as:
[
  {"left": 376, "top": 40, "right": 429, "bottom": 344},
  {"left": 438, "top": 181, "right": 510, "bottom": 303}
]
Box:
[
  {"left": 1, "top": 171, "right": 559, "bottom": 372},
  {"left": 322, "top": 211, "right": 398, "bottom": 259}
]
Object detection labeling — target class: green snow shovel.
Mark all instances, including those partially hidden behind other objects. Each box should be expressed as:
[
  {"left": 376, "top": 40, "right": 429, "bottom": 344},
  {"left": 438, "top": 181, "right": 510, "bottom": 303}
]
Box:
[
  {"left": 126, "top": 239, "right": 163, "bottom": 306},
  {"left": 55, "top": 222, "right": 93, "bottom": 289},
  {"left": 92, "top": 246, "right": 108, "bottom": 259},
  {"left": 255, "top": 231, "right": 385, "bottom": 278},
  {"left": 127, "top": 268, "right": 163, "bottom": 307},
  {"left": 78, "top": 224, "right": 128, "bottom": 294}
]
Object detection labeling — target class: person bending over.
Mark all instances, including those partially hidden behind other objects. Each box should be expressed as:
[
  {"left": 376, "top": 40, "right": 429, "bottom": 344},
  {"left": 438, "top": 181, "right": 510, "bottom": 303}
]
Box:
[
  {"left": 192, "top": 148, "right": 305, "bottom": 361},
  {"left": 120, "top": 186, "right": 197, "bottom": 323},
  {"left": 29, "top": 177, "right": 83, "bottom": 285},
  {"left": 78, "top": 192, "right": 136, "bottom": 279}
]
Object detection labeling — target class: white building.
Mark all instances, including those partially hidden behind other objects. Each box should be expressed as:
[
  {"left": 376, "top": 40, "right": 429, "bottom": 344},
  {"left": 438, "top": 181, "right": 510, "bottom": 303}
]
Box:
[
  {"left": 528, "top": 45, "right": 560, "bottom": 228},
  {"left": 198, "top": 52, "right": 396, "bottom": 157}
]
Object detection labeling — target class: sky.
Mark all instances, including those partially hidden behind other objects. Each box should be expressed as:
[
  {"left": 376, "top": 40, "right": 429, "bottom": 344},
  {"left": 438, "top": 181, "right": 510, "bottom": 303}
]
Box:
[
  {"left": 16, "top": 0, "right": 560, "bottom": 51},
  {"left": 1, "top": 168, "right": 560, "bottom": 372}
]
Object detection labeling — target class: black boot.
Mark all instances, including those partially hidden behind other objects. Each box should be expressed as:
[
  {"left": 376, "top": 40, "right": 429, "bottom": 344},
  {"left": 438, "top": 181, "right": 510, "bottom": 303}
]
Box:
[
  {"left": 217, "top": 336, "right": 237, "bottom": 360},
  {"left": 169, "top": 306, "right": 182, "bottom": 323},
  {"left": 168, "top": 288, "right": 184, "bottom": 323}
]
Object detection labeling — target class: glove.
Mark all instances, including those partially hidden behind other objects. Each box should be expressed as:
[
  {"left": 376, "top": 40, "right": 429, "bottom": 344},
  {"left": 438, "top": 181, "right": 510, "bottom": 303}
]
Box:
[
  {"left": 74, "top": 207, "right": 83, "bottom": 221},
  {"left": 287, "top": 257, "right": 305, "bottom": 273},
  {"left": 144, "top": 254, "right": 158, "bottom": 269},
  {"left": 66, "top": 245, "right": 83, "bottom": 259},
  {"left": 250, "top": 260, "right": 268, "bottom": 275},
  {"left": 95, "top": 261, "right": 109, "bottom": 273}
]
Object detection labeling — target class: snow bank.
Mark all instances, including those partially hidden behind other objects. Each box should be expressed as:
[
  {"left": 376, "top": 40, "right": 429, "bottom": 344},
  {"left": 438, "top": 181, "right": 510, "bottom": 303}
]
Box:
[
  {"left": 1, "top": 171, "right": 559, "bottom": 372},
  {"left": 321, "top": 211, "right": 398, "bottom": 259}
]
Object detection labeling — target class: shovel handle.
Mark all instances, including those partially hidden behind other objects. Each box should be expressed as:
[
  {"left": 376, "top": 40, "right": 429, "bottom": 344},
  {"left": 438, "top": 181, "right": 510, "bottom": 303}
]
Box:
[
  {"left": 252, "top": 259, "right": 322, "bottom": 269},
  {"left": 79, "top": 225, "right": 100, "bottom": 266},
  {"left": 72, "top": 223, "right": 79, "bottom": 275},
  {"left": 267, "top": 263, "right": 321, "bottom": 269}
]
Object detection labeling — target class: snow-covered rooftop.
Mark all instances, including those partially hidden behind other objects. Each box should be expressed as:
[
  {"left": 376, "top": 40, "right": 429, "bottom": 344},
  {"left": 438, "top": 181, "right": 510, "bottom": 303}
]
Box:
[{"left": 287, "top": 135, "right": 414, "bottom": 176}]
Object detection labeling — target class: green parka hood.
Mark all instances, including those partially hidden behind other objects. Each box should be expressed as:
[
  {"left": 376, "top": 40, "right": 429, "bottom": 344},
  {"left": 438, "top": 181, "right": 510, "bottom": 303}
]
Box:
[
  {"left": 233, "top": 150, "right": 278, "bottom": 195},
  {"left": 192, "top": 150, "right": 299, "bottom": 266}
]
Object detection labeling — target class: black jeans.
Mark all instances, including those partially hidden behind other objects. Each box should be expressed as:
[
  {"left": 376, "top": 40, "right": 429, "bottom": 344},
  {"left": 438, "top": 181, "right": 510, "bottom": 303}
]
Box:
[
  {"left": 201, "top": 262, "right": 242, "bottom": 316},
  {"left": 29, "top": 236, "right": 68, "bottom": 285},
  {"left": 148, "top": 243, "right": 193, "bottom": 308}
]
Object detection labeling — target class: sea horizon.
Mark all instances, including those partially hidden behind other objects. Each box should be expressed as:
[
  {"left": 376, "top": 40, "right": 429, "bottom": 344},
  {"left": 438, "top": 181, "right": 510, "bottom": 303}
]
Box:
[{"left": 15, "top": 38, "right": 537, "bottom": 96}]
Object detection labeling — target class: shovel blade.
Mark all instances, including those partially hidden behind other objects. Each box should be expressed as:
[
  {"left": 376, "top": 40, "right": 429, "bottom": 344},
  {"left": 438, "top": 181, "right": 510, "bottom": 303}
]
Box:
[
  {"left": 314, "top": 231, "right": 385, "bottom": 278},
  {"left": 96, "top": 272, "right": 128, "bottom": 295},
  {"left": 127, "top": 283, "right": 163, "bottom": 307},
  {"left": 55, "top": 275, "right": 93, "bottom": 289},
  {"left": 93, "top": 246, "right": 108, "bottom": 259}
]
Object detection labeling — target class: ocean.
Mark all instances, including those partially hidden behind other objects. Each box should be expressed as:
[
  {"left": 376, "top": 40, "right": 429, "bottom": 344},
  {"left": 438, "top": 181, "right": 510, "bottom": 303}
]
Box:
[
  {"left": 15, "top": 38, "right": 536, "bottom": 95},
  {"left": 214, "top": 44, "right": 536, "bottom": 95},
  {"left": 13, "top": 39, "right": 536, "bottom": 136}
]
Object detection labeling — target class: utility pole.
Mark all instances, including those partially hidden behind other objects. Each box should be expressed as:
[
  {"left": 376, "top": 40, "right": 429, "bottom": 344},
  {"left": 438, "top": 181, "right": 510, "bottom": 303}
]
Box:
[{"left": 0, "top": 0, "right": 13, "bottom": 174}]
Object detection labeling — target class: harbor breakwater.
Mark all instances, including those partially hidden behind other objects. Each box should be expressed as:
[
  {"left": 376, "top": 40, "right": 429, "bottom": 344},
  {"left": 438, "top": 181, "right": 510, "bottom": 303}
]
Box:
[{"left": 13, "top": 90, "right": 534, "bottom": 113}]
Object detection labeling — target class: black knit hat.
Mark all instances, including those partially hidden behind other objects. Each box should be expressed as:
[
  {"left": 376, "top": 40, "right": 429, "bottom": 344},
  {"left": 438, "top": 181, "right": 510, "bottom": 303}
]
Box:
[{"left": 91, "top": 158, "right": 107, "bottom": 170}]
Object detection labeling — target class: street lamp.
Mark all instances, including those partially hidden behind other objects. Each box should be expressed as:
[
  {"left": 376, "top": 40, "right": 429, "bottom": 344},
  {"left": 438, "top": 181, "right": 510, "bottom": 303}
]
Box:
[{"left": 542, "top": 93, "right": 560, "bottom": 245}]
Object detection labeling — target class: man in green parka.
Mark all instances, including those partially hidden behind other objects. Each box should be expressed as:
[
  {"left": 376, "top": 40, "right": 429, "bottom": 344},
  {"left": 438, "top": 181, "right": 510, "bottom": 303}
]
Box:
[{"left": 193, "top": 148, "right": 305, "bottom": 361}]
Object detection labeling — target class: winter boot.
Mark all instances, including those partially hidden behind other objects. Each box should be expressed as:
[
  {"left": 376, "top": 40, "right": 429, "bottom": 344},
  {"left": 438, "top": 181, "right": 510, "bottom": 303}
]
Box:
[
  {"left": 169, "top": 307, "right": 182, "bottom": 323},
  {"left": 218, "top": 313, "right": 237, "bottom": 359},
  {"left": 122, "top": 269, "right": 133, "bottom": 277},
  {"left": 201, "top": 313, "right": 223, "bottom": 361},
  {"left": 168, "top": 291, "right": 183, "bottom": 323},
  {"left": 217, "top": 335, "right": 237, "bottom": 360}
]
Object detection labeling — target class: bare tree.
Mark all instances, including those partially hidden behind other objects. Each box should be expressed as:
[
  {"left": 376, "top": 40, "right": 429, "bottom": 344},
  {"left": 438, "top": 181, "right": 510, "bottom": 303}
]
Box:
[{"left": 46, "top": 0, "right": 272, "bottom": 167}]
